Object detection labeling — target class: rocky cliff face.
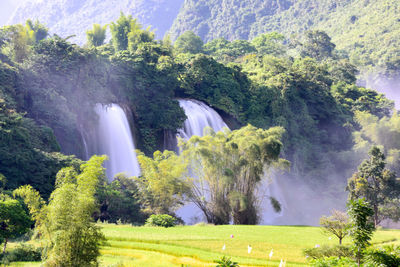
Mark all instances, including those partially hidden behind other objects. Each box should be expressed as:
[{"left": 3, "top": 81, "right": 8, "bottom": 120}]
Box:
[{"left": 9, "top": 0, "right": 185, "bottom": 44}]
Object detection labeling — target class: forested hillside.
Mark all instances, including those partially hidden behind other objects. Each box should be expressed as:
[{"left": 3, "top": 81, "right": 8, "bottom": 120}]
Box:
[
  {"left": 10, "top": 0, "right": 184, "bottom": 43},
  {"left": 169, "top": 0, "right": 400, "bottom": 75},
  {"left": 10, "top": 0, "right": 400, "bottom": 76}
]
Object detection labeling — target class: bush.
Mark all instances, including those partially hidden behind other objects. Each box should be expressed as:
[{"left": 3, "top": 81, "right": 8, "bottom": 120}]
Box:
[
  {"left": 364, "top": 246, "right": 400, "bottom": 267},
  {"left": 304, "top": 245, "right": 353, "bottom": 259},
  {"left": 214, "top": 256, "right": 239, "bottom": 267},
  {"left": 0, "top": 244, "right": 42, "bottom": 264},
  {"left": 309, "top": 256, "right": 356, "bottom": 267},
  {"left": 145, "top": 214, "right": 177, "bottom": 227}
]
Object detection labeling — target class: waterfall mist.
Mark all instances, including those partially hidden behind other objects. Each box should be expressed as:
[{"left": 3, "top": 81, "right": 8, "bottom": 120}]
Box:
[
  {"left": 361, "top": 74, "right": 400, "bottom": 109},
  {"left": 93, "top": 104, "right": 140, "bottom": 180}
]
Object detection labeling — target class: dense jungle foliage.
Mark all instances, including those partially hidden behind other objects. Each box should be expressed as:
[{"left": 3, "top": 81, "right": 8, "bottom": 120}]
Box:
[
  {"left": 169, "top": 0, "right": 400, "bottom": 76},
  {"left": 0, "top": 13, "right": 398, "bottom": 224},
  {"left": 9, "top": 0, "right": 400, "bottom": 78}
]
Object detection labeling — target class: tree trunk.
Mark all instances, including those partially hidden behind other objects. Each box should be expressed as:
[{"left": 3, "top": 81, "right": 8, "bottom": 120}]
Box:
[
  {"left": 3, "top": 238, "right": 7, "bottom": 254},
  {"left": 374, "top": 205, "right": 379, "bottom": 227}
]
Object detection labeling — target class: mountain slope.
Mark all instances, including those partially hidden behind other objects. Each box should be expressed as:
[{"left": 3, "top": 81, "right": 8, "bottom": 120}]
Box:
[
  {"left": 9, "top": 0, "right": 184, "bottom": 44},
  {"left": 169, "top": 0, "right": 400, "bottom": 73},
  {"left": 8, "top": 0, "right": 400, "bottom": 77}
]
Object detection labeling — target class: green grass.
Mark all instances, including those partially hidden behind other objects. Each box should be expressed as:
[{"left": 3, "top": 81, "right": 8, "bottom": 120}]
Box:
[
  {"left": 8, "top": 224, "right": 400, "bottom": 267},
  {"left": 98, "top": 224, "right": 400, "bottom": 267}
]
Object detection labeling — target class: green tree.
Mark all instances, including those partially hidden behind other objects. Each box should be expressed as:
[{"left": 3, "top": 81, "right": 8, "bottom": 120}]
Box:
[
  {"left": 319, "top": 209, "right": 350, "bottom": 245},
  {"left": 110, "top": 12, "right": 138, "bottom": 51},
  {"left": 127, "top": 25, "right": 155, "bottom": 52},
  {"left": 86, "top": 24, "right": 107, "bottom": 47},
  {"left": 251, "top": 32, "right": 285, "bottom": 56},
  {"left": 0, "top": 24, "right": 31, "bottom": 62},
  {"left": 174, "top": 31, "right": 204, "bottom": 54},
  {"left": 14, "top": 155, "right": 107, "bottom": 266},
  {"left": 25, "top": 19, "right": 48, "bottom": 43},
  {"left": 135, "top": 150, "right": 190, "bottom": 216},
  {"left": 0, "top": 20, "right": 47, "bottom": 62},
  {"left": 347, "top": 198, "right": 375, "bottom": 267},
  {"left": 0, "top": 199, "right": 31, "bottom": 253},
  {"left": 95, "top": 173, "right": 144, "bottom": 224},
  {"left": 180, "top": 125, "right": 287, "bottom": 224},
  {"left": 300, "top": 30, "right": 336, "bottom": 61},
  {"left": 347, "top": 146, "right": 400, "bottom": 226}
]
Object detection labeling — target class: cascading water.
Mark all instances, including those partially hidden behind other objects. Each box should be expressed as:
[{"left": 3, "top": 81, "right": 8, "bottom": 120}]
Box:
[
  {"left": 94, "top": 104, "right": 140, "bottom": 180},
  {"left": 174, "top": 99, "right": 288, "bottom": 225},
  {"left": 177, "top": 99, "right": 228, "bottom": 139},
  {"left": 174, "top": 99, "right": 229, "bottom": 224}
]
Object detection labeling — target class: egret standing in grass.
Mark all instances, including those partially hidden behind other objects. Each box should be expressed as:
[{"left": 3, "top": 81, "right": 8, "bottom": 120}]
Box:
[
  {"left": 269, "top": 249, "right": 273, "bottom": 259},
  {"left": 248, "top": 245, "right": 252, "bottom": 254},
  {"left": 222, "top": 244, "right": 226, "bottom": 251}
]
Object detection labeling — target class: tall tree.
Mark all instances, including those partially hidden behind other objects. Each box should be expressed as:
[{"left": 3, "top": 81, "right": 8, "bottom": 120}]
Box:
[
  {"left": 0, "top": 199, "right": 31, "bottom": 253},
  {"left": 180, "top": 125, "right": 287, "bottom": 224},
  {"left": 174, "top": 31, "right": 204, "bottom": 54},
  {"left": 347, "top": 146, "right": 400, "bottom": 226},
  {"left": 127, "top": 25, "right": 155, "bottom": 52},
  {"left": 110, "top": 12, "right": 139, "bottom": 51},
  {"left": 300, "top": 30, "right": 336, "bottom": 61},
  {"left": 86, "top": 24, "right": 107, "bottom": 47},
  {"left": 347, "top": 198, "right": 375, "bottom": 267},
  {"left": 251, "top": 32, "right": 285, "bottom": 56},
  {"left": 25, "top": 19, "right": 48, "bottom": 43},
  {"left": 14, "top": 155, "right": 107, "bottom": 266},
  {"left": 135, "top": 150, "right": 190, "bottom": 216},
  {"left": 95, "top": 173, "right": 144, "bottom": 224}
]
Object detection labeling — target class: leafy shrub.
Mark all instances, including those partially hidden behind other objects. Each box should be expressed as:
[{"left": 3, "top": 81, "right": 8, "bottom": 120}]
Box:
[
  {"left": 145, "top": 214, "right": 177, "bottom": 227},
  {"left": 309, "top": 256, "right": 356, "bottom": 267},
  {"left": 304, "top": 245, "right": 353, "bottom": 259},
  {"left": 214, "top": 256, "right": 239, "bottom": 267},
  {"left": 364, "top": 245, "right": 400, "bottom": 267},
  {"left": 0, "top": 244, "right": 42, "bottom": 263}
]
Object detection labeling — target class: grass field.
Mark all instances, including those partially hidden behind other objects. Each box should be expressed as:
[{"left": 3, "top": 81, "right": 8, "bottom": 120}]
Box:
[
  {"left": 97, "top": 223, "right": 400, "bottom": 267},
  {"left": 9, "top": 224, "right": 400, "bottom": 267}
]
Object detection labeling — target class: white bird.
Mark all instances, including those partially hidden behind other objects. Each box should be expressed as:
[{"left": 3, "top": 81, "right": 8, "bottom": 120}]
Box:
[
  {"left": 315, "top": 244, "right": 320, "bottom": 248},
  {"left": 222, "top": 244, "right": 226, "bottom": 251},
  {"left": 248, "top": 245, "right": 252, "bottom": 254},
  {"left": 269, "top": 249, "right": 273, "bottom": 259},
  {"left": 279, "top": 259, "right": 284, "bottom": 267}
]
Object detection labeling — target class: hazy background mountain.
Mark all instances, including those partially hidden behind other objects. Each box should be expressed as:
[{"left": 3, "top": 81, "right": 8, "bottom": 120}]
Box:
[
  {"left": 9, "top": 0, "right": 184, "bottom": 44},
  {"left": 9, "top": 0, "right": 399, "bottom": 73},
  {"left": 169, "top": 0, "right": 399, "bottom": 73}
]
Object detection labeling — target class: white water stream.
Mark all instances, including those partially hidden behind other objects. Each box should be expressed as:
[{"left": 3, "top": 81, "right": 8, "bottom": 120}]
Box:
[
  {"left": 94, "top": 104, "right": 140, "bottom": 180},
  {"left": 177, "top": 99, "right": 228, "bottom": 139}
]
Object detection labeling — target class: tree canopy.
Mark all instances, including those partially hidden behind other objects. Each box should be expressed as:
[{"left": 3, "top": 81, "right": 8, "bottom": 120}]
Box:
[{"left": 180, "top": 125, "right": 288, "bottom": 224}]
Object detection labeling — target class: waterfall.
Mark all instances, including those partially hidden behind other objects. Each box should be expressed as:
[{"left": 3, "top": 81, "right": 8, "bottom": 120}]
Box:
[
  {"left": 94, "top": 104, "right": 140, "bottom": 180},
  {"left": 177, "top": 99, "right": 228, "bottom": 139},
  {"left": 174, "top": 99, "right": 288, "bottom": 225},
  {"left": 174, "top": 99, "right": 229, "bottom": 224},
  {"left": 80, "top": 130, "right": 89, "bottom": 160}
]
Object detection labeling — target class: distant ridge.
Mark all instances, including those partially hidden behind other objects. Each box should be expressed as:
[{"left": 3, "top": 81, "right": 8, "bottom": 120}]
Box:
[
  {"left": 168, "top": 0, "right": 400, "bottom": 74},
  {"left": 9, "top": 0, "right": 400, "bottom": 75},
  {"left": 9, "top": 0, "right": 184, "bottom": 44}
]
